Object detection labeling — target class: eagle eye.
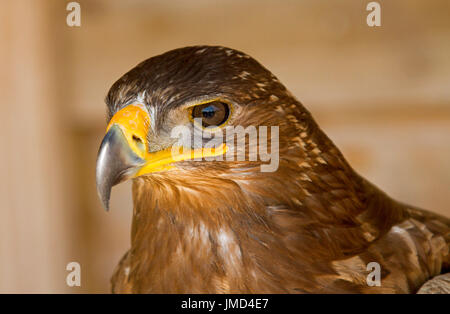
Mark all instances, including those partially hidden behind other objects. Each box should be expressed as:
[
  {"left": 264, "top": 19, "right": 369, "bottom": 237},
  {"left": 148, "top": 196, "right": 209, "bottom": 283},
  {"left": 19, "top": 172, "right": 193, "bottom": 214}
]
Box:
[{"left": 191, "top": 101, "right": 230, "bottom": 128}]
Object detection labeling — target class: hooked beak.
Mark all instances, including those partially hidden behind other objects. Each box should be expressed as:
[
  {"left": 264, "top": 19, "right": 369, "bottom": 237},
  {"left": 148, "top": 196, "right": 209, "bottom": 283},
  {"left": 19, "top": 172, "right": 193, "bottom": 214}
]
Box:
[
  {"left": 96, "top": 124, "right": 145, "bottom": 211},
  {"left": 96, "top": 104, "right": 227, "bottom": 211}
]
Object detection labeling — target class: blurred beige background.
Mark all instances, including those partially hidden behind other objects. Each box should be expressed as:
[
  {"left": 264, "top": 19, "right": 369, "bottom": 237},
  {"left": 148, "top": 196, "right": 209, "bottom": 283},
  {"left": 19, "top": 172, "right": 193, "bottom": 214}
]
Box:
[{"left": 0, "top": 0, "right": 449, "bottom": 293}]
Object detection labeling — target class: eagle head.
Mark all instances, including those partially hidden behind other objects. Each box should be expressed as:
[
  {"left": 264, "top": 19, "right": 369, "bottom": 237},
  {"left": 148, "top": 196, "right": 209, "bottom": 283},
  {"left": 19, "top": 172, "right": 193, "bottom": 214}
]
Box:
[{"left": 96, "top": 46, "right": 320, "bottom": 212}]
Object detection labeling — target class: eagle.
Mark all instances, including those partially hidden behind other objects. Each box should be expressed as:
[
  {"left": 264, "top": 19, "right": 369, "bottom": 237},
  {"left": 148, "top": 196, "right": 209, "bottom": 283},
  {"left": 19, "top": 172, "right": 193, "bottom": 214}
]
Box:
[{"left": 96, "top": 46, "right": 450, "bottom": 293}]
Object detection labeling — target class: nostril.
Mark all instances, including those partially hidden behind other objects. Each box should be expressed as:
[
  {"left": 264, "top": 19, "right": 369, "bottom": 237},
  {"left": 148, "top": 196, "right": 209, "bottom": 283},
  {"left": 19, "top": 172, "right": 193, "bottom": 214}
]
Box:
[{"left": 132, "top": 135, "right": 145, "bottom": 151}]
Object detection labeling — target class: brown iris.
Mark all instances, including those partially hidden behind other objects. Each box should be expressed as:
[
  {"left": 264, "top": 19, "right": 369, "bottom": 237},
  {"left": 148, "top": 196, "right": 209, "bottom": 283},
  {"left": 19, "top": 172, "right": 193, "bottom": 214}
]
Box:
[{"left": 191, "top": 101, "right": 230, "bottom": 128}]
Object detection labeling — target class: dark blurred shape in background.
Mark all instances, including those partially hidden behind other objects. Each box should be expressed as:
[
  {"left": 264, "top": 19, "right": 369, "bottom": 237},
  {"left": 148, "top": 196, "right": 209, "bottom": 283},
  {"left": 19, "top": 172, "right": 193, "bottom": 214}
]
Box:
[{"left": 0, "top": 0, "right": 449, "bottom": 292}]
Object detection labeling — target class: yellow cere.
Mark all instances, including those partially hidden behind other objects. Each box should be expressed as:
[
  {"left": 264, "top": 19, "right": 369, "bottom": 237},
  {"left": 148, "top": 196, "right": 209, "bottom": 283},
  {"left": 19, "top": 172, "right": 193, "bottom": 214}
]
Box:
[{"left": 106, "top": 104, "right": 150, "bottom": 160}]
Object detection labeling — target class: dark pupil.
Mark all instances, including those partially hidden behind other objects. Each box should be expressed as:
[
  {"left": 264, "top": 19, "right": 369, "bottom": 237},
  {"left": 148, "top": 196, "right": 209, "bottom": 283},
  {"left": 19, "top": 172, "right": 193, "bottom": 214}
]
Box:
[
  {"left": 192, "top": 101, "right": 229, "bottom": 127},
  {"left": 202, "top": 105, "right": 216, "bottom": 119}
]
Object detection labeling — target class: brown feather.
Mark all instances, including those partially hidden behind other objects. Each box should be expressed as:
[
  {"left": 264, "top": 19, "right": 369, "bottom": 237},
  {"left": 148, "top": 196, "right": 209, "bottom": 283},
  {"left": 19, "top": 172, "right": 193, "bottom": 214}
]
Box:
[{"left": 106, "top": 46, "right": 450, "bottom": 293}]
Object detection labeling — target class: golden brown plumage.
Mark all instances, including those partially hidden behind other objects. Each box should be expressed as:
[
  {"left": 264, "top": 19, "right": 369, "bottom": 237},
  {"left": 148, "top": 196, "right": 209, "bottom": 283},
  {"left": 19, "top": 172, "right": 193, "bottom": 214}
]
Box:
[{"left": 97, "top": 46, "right": 449, "bottom": 293}]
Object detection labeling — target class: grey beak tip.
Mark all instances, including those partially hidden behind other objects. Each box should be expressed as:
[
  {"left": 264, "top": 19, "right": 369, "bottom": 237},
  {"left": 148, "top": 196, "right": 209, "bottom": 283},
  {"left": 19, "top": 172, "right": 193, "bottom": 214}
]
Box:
[
  {"left": 101, "top": 198, "right": 111, "bottom": 212},
  {"left": 103, "top": 200, "right": 110, "bottom": 212},
  {"left": 96, "top": 124, "right": 144, "bottom": 212},
  {"left": 96, "top": 129, "right": 115, "bottom": 212},
  {"left": 96, "top": 174, "right": 111, "bottom": 212},
  {"left": 96, "top": 161, "right": 114, "bottom": 212},
  {"left": 98, "top": 185, "right": 111, "bottom": 212}
]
